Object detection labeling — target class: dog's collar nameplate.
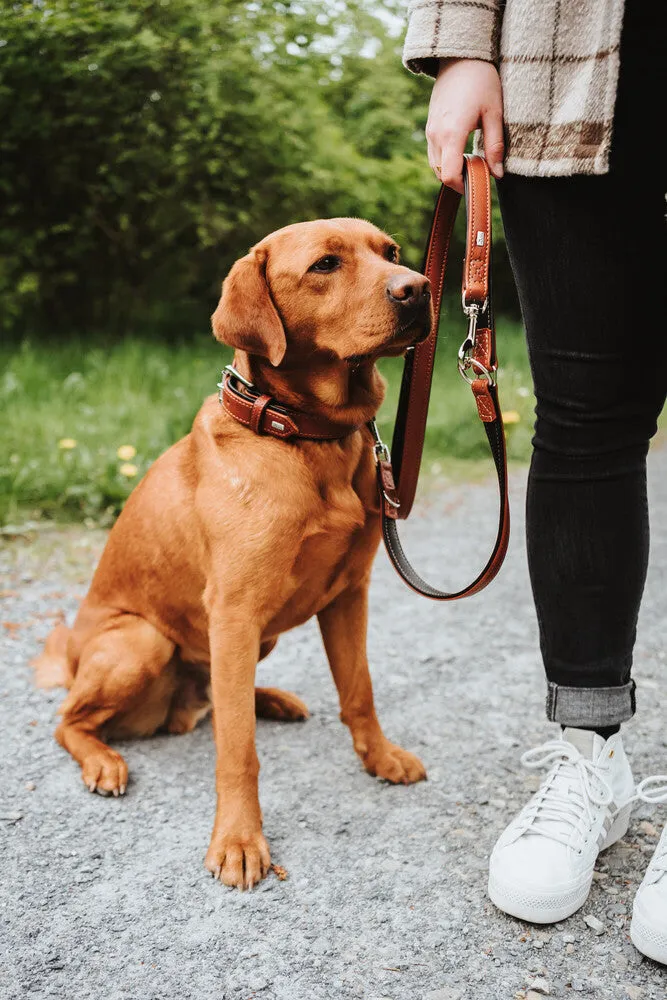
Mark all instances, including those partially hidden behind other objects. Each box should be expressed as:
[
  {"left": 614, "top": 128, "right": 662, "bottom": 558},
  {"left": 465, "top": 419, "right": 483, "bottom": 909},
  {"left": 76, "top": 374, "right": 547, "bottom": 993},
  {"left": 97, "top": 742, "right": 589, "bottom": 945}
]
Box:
[{"left": 218, "top": 369, "right": 364, "bottom": 442}]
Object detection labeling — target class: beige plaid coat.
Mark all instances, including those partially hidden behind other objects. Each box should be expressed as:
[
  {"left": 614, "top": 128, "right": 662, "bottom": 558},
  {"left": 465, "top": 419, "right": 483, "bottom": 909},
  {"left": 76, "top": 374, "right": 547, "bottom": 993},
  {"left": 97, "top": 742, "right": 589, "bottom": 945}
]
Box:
[{"left": 403, "top": 0, "right": 626, "bottom": 176}]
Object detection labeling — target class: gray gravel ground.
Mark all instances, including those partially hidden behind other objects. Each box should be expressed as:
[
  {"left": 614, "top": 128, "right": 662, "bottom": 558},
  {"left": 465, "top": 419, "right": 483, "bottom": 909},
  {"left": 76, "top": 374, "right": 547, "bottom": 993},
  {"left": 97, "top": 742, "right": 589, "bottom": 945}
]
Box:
[{"left": 2, "top": 444, "right": 666, "bottom": 1000}]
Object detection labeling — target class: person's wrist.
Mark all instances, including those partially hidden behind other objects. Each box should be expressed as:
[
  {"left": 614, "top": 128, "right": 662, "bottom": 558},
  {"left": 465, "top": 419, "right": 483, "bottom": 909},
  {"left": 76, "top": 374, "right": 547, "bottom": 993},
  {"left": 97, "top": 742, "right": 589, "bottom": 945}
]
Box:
[{"left": 436, "top": 57, "right": 461, "bottom": 76}]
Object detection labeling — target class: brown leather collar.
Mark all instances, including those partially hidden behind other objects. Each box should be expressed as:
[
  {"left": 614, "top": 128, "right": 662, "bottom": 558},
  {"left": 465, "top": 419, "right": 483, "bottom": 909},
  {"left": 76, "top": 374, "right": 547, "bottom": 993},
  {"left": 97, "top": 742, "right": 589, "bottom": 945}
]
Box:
[{"left": 218, "top": 366, "right": 363, "bottom": 441}]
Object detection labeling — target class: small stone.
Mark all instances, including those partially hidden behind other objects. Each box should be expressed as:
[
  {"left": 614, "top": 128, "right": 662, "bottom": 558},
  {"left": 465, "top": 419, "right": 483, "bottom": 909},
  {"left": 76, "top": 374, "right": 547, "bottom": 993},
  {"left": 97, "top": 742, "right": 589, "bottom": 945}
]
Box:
[
  {"left": 25, "top": 782, "right": 36, "bottom": 791},
  {"left": 571, "top": 980, "right": 585, "bottom": 992},
  {"left": 526, "top": 978, "right": 551, "bottom": 995},
  {"left": 531, "top": 940, "right": 544, "bottom": 949},
  {"left": 566, "top": 944, "right": 575, "bottom": 954},
  {"left": 639, "top": 820, "right": 658, "bottom": 838},
  {"left": 562, "top": 934, "right": 576, "bottom": 943},
  {"left": 425, "top": 990, "right": 462, "bottom": 1000},
  {"left": 583, "top": 914, "right": 606, "bottom": 935},
  {"left": 592, "top": 870, "right": 609, "bottom": 881},
  {"left": 624, "top": 986, "right": 643, "bottom": 1000}
]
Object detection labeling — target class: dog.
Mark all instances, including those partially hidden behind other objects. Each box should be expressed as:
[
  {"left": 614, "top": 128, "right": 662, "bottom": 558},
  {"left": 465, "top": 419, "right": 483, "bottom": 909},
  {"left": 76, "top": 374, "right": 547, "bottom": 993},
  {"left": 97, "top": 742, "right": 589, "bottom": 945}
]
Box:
[{"left": 33, "top": 217, "right": 432, "bottom": 889}]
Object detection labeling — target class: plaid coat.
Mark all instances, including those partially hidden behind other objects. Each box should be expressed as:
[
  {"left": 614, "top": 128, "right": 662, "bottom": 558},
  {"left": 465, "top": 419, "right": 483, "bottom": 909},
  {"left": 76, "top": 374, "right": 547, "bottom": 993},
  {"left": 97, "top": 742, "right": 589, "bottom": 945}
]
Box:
[{"left": 403, "top": 0, "right": 626, "bottom": 176}]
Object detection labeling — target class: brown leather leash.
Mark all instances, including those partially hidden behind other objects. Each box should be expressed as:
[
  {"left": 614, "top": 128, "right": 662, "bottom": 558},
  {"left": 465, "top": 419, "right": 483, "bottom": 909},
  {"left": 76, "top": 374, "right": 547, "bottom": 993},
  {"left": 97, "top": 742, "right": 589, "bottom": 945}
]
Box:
[{"left": 369, "top": 154, "right": 510, "bottom": 599}]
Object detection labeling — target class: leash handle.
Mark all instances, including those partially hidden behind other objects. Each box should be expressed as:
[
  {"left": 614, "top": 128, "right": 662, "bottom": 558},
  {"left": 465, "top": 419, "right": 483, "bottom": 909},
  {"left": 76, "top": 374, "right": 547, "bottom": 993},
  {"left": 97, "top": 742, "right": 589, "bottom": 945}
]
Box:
[{"left": 374, "top": 154, "right": 510, "bottom": 600}]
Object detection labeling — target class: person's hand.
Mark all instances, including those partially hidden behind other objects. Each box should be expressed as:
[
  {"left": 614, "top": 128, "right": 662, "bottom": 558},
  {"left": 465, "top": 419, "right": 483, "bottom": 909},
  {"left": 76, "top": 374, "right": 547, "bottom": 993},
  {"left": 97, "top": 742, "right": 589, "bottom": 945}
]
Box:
[{"left": 426, "top": 58, "right": 504, "bottom": 194}]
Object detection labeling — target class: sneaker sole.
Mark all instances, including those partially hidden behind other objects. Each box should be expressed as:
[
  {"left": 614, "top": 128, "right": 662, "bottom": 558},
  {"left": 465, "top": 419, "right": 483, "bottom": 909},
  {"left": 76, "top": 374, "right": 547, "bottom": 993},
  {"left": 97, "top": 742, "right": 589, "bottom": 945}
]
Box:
[
  {"left": 488, "top": 802, "right": 633, "bottom": 925},
  {"left": 630, "top": 912, "right": 667, "bottom": 965},
  {"left": 487, "top": 871, "right": 592, "bottom": 924}
]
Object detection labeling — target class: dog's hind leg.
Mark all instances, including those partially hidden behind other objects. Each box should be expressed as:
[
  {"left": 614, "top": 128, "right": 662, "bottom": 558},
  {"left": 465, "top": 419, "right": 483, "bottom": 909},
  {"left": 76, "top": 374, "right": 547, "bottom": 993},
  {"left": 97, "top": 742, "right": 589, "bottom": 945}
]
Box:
[
  {"left": 166, "top": 670, "right": 212, "bottom": 735},
  {"left": 254, "top": 688, "right": 309, "bottom": 721},
  {"left": 55, "top": 614, "right": 175, "bottom": 796},
  {"left": 32, "top": 623, "right": 74, "bottom": 689},
  {"left": 254, "top": 638, "right": 309, "bottom": 720}
]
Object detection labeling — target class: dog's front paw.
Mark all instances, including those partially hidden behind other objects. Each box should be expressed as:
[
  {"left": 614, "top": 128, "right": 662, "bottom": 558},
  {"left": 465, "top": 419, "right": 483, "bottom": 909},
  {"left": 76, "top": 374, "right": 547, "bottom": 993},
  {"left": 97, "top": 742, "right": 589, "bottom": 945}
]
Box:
[
  {"left": 205, "top": 830, "right": 271, "bottom": 890},
  {"left": 362, "top": 740, "right": 427, "bottom": 785},
  {"left": 81, "top": 748, "right": 128, "bottom": 796}
]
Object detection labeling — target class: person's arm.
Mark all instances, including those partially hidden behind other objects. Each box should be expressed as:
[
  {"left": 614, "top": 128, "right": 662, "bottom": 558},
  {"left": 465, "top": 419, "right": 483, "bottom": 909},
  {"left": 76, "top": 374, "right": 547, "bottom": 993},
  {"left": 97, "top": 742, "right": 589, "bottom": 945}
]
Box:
[{"left": 403, "top": 1, "right": 505, "bottom": 194}]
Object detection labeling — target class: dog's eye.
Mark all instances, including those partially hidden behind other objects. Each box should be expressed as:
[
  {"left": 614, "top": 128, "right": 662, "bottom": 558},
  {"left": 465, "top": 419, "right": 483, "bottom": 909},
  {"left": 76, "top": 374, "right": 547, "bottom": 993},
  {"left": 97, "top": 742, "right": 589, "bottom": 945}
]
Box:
[
  {"left": 385, "top": 245, "right": 400, "bottom": 263},
  {"left": 309, "top": 255, "right": 341, "bottom": 273}
]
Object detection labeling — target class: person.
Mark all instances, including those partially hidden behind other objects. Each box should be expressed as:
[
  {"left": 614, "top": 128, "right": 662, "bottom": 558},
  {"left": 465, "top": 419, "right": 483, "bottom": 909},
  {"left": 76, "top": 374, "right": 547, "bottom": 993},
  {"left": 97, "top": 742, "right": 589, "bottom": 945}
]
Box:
[{"left": 402, "top": 0, "right": 667, "bottom": 962}]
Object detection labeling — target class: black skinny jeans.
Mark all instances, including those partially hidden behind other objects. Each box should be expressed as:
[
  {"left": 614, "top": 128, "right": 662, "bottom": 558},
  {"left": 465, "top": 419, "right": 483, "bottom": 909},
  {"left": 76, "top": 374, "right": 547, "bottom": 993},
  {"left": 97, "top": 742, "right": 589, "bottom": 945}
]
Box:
[{"left": 496, "top": 6, "right": 666, "bottom": 727}]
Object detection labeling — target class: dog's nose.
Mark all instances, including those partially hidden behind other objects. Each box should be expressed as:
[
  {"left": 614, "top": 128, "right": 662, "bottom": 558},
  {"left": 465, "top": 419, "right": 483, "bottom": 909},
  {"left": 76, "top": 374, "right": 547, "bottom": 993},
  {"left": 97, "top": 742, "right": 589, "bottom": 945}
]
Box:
[{"left": 386, "top": 274, "right": 431, "bottom": 308}]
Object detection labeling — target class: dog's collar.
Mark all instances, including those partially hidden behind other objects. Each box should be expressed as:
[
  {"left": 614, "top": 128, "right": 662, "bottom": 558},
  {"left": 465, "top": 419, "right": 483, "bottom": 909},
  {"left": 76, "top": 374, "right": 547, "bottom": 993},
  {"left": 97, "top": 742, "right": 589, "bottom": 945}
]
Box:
[{"left": 217, "top": 366, "right": 364, "bottom": 442}]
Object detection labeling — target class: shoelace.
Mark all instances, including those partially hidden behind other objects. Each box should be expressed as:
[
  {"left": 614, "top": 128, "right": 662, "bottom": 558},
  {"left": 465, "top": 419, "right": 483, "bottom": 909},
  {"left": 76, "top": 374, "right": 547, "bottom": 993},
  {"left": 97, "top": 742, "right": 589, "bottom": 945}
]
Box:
[
  {"left": 632, "top": 775, "right": 667, "bottom": 874},
  {"left": 517, "top": 738, "right": 614, "bottom": 850}
]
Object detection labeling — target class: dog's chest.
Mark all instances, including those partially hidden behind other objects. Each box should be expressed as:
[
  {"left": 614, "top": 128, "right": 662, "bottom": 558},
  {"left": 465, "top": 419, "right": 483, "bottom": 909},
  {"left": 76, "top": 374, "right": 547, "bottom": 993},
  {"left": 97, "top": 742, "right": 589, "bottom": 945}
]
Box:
[
  {"left": 306, "top": 478, "right": 367, "bottom": 537},
  {"left": 283, "top": 470, "right": 379, "bottom": 611}
]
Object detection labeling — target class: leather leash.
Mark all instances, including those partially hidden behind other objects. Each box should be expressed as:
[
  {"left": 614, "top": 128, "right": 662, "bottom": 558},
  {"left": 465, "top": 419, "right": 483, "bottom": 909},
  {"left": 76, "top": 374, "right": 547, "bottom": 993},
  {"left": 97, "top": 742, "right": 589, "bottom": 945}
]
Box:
[{"left": 370, "top": 154, "right": 510, "bottom": 600}]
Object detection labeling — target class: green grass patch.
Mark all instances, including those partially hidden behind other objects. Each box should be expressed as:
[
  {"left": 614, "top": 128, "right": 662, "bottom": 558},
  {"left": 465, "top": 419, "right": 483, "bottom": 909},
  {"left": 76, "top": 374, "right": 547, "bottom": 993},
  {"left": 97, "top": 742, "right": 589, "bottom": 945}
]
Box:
[{"left": 0, "top": 315, "right": 535, "bottom": 526}]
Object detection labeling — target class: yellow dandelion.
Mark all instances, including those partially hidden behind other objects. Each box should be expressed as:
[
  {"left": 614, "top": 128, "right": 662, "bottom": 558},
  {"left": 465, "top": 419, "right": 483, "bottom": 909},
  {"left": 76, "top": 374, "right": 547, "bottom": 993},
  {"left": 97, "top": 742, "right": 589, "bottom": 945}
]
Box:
[
  {"left": 58, "top": 438, "right": 77, "bottom": 450},
  {"left": 116, "top": 444, "right": 136, "bottom": 461},
  {"left": 503, "top": 410, "right": 521, "bottom": 425},
  {"left": 119, "top": 463, "right": 138, "bottom": 478}
]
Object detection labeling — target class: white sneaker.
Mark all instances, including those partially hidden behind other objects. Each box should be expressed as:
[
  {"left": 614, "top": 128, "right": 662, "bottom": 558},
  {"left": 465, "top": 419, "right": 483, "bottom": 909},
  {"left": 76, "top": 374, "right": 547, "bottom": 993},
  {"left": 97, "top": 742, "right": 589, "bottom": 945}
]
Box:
[
  {"left": 630, "top": 776, "right": 667, "bottom": 965},
  {"left": 488, "top": 727, "right": 636, "bottom": 924}
]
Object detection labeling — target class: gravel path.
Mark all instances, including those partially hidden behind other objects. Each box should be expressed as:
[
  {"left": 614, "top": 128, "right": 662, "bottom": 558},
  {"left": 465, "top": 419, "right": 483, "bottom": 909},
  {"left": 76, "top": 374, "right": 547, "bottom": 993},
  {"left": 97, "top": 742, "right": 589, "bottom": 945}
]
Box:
[{"left": 2, "top": 445, "right": 666, "bottom": 1000}]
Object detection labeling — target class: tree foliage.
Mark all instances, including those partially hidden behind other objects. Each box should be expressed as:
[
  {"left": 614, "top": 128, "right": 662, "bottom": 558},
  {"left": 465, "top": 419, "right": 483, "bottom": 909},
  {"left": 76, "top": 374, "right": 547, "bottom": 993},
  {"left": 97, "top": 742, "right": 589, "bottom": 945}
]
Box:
[{"left": 0, "top": 0, "right": 513, "bottom": 336}]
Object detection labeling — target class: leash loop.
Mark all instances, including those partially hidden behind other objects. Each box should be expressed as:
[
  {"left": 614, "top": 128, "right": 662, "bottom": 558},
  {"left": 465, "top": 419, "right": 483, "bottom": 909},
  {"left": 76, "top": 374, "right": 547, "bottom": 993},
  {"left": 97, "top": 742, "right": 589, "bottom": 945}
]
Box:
[{"left": 376, "top": 154, "right": 510, "bottom": 600}]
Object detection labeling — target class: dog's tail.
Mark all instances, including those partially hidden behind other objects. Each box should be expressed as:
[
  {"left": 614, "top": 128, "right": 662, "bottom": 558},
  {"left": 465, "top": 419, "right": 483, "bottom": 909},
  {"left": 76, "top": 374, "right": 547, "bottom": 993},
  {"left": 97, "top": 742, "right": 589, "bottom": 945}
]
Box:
[{"left": 32, "top": 623, "right": 75, "bottom": 689}]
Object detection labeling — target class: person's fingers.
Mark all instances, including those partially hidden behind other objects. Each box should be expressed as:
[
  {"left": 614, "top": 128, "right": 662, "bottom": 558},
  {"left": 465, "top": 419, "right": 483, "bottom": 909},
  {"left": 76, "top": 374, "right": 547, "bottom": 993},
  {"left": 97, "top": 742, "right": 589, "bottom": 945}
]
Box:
[
  {"left": 481, "top": 108, "right": 505, "bottom": 179},
  {"left": 437, "top": 129, "right": 467, "bottom": 194}
]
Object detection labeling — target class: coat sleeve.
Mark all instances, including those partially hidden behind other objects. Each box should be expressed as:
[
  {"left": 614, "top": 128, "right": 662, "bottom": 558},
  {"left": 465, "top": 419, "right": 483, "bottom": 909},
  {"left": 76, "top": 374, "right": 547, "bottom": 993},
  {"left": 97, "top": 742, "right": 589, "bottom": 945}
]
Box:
[{"left": 402, "top": 0, "right": 504, "bottom": 78}]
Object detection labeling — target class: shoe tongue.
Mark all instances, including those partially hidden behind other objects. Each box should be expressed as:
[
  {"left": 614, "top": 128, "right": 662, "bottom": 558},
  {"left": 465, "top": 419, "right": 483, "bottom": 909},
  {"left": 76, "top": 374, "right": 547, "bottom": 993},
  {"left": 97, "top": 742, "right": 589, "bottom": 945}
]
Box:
[
  {"left": 562, "top": 727, "right": 604, "bottom": 761},
  {"left": 526, "top": 730, "right": 605, "bottom": 844}
]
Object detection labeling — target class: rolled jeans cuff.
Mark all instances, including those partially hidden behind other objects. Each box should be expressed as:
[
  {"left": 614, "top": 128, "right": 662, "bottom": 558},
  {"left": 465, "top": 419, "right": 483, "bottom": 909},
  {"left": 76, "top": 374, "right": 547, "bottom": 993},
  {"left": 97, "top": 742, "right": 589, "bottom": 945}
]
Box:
[{"left": 546, "top": 680, "right": 636, "bottom": 727}]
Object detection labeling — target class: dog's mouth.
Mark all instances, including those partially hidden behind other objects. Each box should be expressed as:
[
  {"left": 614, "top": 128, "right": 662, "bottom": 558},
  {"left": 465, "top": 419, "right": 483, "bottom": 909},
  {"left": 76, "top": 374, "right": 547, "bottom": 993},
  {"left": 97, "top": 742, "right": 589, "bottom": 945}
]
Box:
[{"left": 346, "top": 318, "right": 431, "bottom": 367}]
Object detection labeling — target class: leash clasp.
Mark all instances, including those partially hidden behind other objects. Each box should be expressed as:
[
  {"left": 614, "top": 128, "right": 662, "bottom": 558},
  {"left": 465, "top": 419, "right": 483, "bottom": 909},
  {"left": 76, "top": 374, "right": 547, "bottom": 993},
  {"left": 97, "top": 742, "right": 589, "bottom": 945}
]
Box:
[
  {"left": 368, "top": 420, "right": 400, "bottom": 509},
  {"left": 458, "top": 301, "right": 480, "bottom": 363},
  {"left": 368, "top": 418, "right": 390, "bottom": 464},
  {"left": 457, "top": 300, "right": 496, "bottom": 386}
]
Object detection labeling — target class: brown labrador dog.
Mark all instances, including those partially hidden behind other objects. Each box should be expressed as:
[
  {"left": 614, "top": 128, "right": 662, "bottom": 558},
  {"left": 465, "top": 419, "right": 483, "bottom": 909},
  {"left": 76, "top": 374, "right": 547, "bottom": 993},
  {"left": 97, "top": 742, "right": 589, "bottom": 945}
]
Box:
[{"left": 33, "top": 218, "right": 432, "bottom": 889}]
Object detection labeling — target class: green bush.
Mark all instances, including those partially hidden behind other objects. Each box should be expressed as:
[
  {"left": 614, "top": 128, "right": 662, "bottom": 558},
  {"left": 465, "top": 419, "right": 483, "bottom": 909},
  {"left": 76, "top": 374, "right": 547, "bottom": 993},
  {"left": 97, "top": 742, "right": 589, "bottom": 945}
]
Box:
[
  {"left": 0, "top": 1, "right": 418, "bottom": 334},
  {"left": 0, "top": 0, "right": 516, "bottom": 337}
]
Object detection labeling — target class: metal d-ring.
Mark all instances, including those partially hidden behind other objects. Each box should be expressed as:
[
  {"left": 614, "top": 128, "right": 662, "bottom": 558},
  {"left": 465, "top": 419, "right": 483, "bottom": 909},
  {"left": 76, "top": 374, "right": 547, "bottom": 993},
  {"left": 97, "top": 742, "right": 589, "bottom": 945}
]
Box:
[{"left": 457, "top": 355, "right": 497, "bottom": 387}]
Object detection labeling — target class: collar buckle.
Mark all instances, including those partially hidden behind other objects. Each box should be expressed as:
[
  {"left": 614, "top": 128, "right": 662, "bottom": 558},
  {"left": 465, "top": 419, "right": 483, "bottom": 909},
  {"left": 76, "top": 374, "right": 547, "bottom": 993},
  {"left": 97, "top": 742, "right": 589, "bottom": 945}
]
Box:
[{"left": 218, "top": 364, "right": 256, "bottom": 404}]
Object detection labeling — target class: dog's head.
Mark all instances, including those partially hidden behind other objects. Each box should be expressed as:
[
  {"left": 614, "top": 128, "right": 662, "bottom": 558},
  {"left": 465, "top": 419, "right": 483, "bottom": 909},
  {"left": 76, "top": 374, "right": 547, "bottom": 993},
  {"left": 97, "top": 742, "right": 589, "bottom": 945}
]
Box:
[{"left": 211, "top": 219, "right": 432, "bottom": 368}]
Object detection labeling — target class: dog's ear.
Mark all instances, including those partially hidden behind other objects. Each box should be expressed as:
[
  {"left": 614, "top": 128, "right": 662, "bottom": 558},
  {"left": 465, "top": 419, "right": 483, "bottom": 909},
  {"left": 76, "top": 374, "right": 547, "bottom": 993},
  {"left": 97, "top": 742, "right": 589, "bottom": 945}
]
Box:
[{"left": 211, "top": 248, "right": 286, "bottom": 367}]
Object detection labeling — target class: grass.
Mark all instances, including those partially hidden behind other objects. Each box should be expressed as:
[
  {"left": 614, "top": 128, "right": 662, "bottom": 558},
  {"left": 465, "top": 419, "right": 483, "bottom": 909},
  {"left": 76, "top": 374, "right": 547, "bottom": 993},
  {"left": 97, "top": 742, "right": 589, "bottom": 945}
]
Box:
[{"left": 0, "top": 312, "right": 536, "bottom": 526}]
